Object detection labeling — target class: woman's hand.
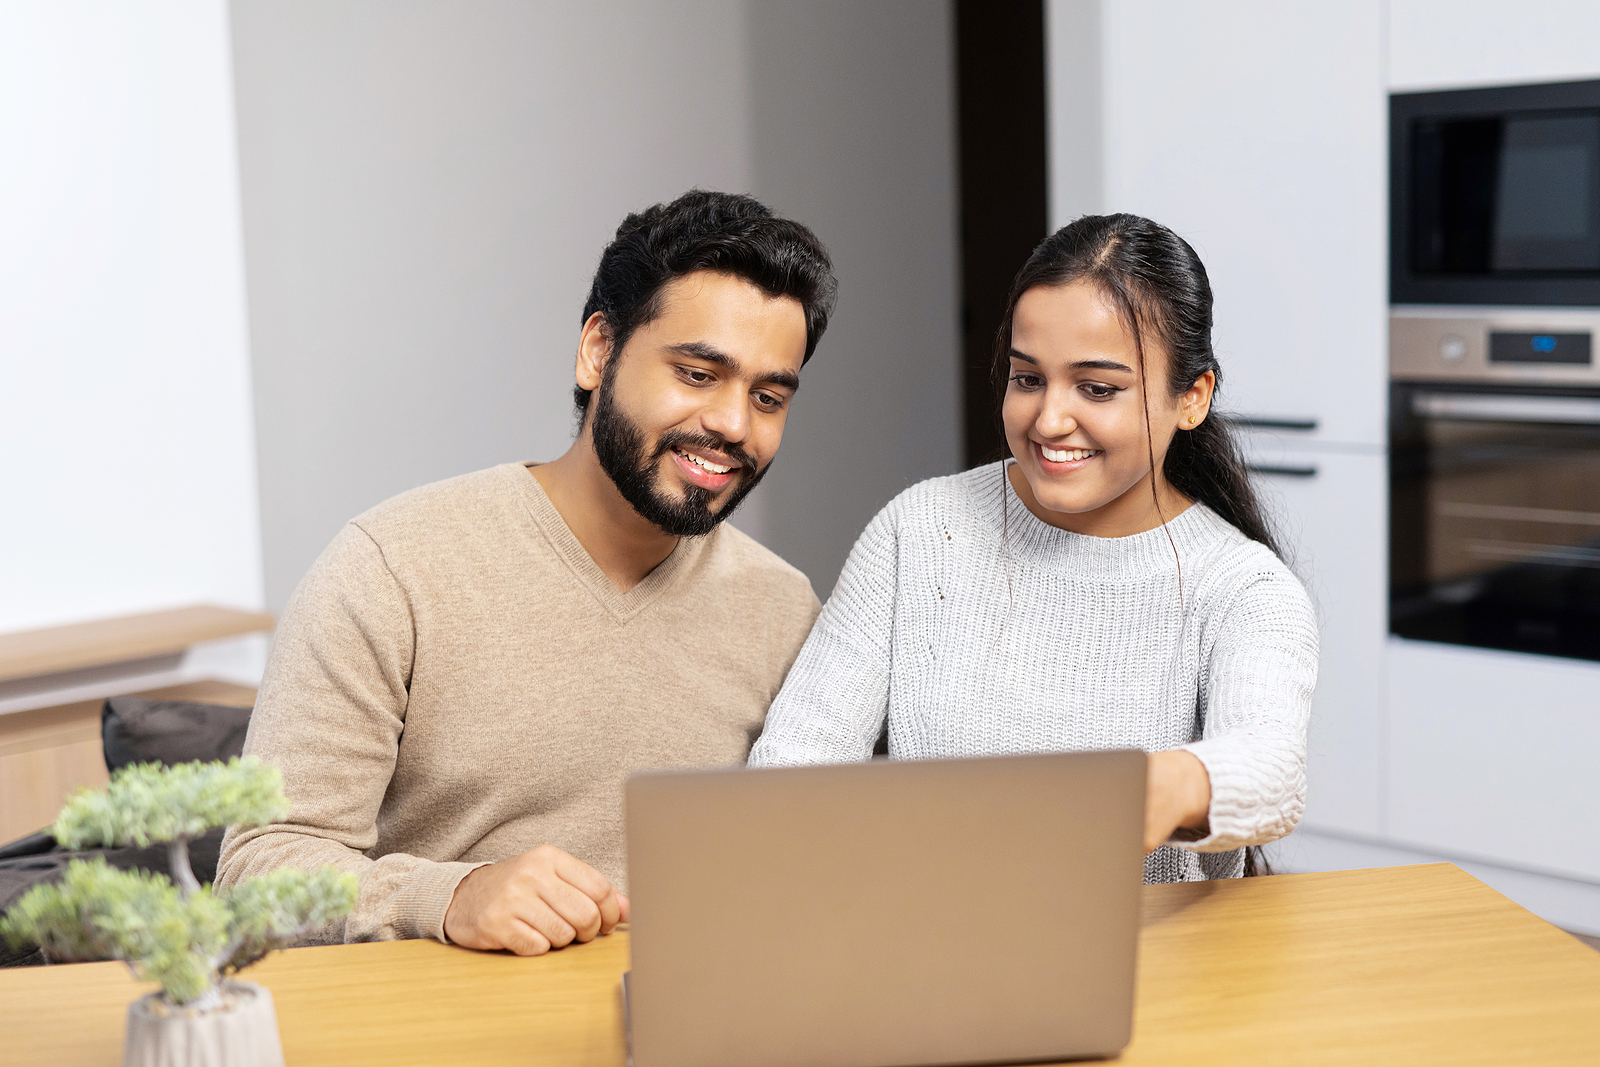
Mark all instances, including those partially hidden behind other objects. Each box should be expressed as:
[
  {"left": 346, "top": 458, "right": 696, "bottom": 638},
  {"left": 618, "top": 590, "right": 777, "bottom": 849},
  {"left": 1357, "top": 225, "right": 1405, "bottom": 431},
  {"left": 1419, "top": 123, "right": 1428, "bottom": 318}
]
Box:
[{"left": 1144, "top": 749, "right": 1212, "bottom": 852}]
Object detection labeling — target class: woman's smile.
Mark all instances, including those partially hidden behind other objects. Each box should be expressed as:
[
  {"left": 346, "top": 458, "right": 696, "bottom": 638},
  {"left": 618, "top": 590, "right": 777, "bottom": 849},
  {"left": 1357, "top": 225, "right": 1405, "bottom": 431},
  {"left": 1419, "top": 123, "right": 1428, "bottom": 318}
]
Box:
[{"left": 1035, "top": 442, "right": 1103, "bottom": 470}]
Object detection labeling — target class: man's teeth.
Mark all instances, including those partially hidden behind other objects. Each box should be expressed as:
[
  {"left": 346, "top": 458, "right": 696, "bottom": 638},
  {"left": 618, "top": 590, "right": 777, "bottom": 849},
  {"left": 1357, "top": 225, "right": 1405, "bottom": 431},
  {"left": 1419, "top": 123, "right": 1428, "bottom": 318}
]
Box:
[
  {"left": 679, "top": 450, "right": 732, "bottom": 475},
  {"left": 1041, "top": 446, "right": 1099, "bottom": 463}
]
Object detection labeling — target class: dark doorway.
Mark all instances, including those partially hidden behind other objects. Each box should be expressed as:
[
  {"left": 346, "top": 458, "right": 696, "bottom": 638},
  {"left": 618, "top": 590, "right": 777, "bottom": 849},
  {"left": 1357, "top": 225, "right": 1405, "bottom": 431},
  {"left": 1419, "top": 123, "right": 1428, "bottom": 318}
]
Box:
[{"left": 956, "top": 1, "right": 1049, "bottom": 469}]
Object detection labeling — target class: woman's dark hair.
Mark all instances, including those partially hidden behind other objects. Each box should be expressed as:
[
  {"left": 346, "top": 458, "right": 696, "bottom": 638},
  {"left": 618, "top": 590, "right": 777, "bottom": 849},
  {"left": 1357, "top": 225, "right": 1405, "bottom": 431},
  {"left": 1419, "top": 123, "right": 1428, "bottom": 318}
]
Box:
[
  {"left": 993, "top": 214, "right": 1281, "bottom": 877},
  {"left": 991, "top": 212, "right": 1282, "bottom": 559},
  {"left": 574, "top": 189, "right": 838, "bottom": 417}
]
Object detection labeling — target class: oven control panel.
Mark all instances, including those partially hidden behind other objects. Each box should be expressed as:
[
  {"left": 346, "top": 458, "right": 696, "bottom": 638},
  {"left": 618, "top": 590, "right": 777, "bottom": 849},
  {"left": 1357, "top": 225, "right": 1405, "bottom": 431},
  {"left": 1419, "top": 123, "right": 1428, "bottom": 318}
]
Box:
[{"left": 1391, "top": 307, "right": 1600, "bottom": 383}]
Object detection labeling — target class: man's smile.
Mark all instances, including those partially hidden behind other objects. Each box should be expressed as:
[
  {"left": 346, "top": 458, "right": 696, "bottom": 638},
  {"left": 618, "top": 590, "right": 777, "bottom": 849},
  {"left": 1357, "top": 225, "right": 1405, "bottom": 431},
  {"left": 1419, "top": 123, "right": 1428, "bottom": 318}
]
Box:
[{"left": 670, "top": 446, "right": 739, "bottom": 491}]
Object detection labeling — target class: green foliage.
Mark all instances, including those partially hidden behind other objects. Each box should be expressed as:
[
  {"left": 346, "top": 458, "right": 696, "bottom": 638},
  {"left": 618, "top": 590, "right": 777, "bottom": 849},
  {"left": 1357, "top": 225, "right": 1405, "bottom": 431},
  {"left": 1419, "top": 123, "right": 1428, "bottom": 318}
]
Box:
[
  {"left": 0, "top": 757, "right": 356, "bottom": 1007},
  {"left": 220, "top": 867, "right": 359, "bottom": 974},
  {"left": 53, "top": 757, "right": 289, "bottom": 850},
  {"left": 0, "top": 858, "right": 226, "bottom": 1004},
  {"left": 0, "top": 860, "right": 358, "bottom": 1005}
]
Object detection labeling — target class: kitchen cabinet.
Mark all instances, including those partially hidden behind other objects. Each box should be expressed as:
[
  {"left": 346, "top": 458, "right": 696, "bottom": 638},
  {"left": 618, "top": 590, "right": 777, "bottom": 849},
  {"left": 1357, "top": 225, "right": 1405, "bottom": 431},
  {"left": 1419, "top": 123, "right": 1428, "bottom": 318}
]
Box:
[
  {"left": 1091, "top": 0, "right": 1388, "bottom": 448},
  {"left": 1387, "top": 638, "right": 1600, "bottom": 883},
  {"left": 1242, "top": 439, "right": 1389, "bottom": 837}
]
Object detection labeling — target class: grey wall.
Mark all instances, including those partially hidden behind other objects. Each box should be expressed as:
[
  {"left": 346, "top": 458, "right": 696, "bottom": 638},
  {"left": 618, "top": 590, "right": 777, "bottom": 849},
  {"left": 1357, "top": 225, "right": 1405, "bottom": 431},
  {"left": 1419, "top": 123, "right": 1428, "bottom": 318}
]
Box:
[
  {"left": 232, "top": 0, "right": 959, "bottom": 609},
  {"left": 743, "top": 1, "right": 962, "bottom": 595}
]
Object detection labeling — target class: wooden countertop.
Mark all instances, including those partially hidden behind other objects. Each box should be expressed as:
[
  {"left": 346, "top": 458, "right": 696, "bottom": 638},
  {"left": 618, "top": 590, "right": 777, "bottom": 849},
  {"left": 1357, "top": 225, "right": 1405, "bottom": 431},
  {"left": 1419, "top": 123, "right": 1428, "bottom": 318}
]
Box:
[
  {"left": 0, "top": 606, "right": 275, "bottom": 683},
  {"left": 2, "top": 864, "right": 1597, "bottom": 1066}
]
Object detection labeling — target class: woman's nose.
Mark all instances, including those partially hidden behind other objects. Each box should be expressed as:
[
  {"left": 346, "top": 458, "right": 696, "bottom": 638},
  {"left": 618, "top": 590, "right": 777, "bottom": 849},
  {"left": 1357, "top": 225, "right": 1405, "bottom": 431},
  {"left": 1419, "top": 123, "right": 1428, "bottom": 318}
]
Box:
[{"left": 1035, "top": 394, "right": 1078, "bottom": 438}]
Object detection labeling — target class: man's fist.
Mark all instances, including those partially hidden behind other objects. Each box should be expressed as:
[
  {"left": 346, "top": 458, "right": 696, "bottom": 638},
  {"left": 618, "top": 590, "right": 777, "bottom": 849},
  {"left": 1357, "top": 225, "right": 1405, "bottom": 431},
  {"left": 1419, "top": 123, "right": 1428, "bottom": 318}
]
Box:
[{"left": 443, "top": 844, "right": 630, "bottom": 955}]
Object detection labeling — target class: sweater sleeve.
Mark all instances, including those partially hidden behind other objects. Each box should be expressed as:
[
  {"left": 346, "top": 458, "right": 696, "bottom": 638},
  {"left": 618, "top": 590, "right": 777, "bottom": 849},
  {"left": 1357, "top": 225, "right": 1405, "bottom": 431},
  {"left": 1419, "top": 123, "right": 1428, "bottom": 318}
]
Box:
[
  {"left": 216, "top": 523, "right": 487, "bottom": 943},
  {"left": 747, "top": 503, "right": 901, "bottom": 767},
  {"left": 1177, "top": 561, "right": 1319, "bottom": 852}
]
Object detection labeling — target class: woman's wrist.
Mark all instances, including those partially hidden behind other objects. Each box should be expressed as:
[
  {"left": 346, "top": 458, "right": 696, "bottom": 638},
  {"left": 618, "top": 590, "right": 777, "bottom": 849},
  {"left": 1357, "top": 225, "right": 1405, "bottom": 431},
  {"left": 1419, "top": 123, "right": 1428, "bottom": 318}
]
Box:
[{"left": 1145, "top": 749, "right": 1213, "bottom": 849}]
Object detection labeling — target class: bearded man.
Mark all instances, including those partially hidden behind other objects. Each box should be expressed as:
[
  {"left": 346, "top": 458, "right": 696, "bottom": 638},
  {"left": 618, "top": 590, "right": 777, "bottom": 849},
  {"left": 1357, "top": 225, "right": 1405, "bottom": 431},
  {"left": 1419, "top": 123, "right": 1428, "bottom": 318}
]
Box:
[{"left": 218, "top": 191, "right": 836, "bottom": 954}]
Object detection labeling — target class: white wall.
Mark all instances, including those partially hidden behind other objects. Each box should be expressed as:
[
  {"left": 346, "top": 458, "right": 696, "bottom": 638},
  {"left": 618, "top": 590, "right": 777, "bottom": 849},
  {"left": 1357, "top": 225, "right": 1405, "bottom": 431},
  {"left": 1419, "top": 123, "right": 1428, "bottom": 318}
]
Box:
[
  {"left": 231, "top": 0, "right": 960, "bottom": 608},
  {"left": 0, "top": 1, "right": 263, "bottom": 635},
  {"left": 230, "top": 0, "right": 755, "bottom": 611},
  {"left": 742, "top": 2, "right": 962, "bottom": 593}
]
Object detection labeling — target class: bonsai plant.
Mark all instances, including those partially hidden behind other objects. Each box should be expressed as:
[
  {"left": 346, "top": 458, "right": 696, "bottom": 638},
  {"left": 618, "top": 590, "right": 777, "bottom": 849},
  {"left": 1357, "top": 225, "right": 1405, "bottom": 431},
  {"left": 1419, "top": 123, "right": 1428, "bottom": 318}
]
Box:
[{"left": 0, "top": 757, "right": 357, "bottom": 1067}]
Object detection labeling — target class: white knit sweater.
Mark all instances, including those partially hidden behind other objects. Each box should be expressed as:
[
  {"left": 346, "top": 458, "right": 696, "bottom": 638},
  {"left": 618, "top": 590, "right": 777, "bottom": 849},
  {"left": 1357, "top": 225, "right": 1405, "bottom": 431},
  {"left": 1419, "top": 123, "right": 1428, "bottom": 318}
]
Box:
[{"left": 748, "top": 462, "right": 1319, "bottom": 882}]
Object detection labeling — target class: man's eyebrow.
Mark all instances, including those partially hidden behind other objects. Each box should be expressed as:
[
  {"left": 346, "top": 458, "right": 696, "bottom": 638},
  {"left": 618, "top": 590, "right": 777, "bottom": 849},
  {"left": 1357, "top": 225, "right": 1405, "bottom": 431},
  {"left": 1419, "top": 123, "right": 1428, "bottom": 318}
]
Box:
[
  {"left": 669, "top": 342, "right": 801, "bottom": 393},
  {"left": 1008, "top": 348, "right": 1132, "bottom": 373}
]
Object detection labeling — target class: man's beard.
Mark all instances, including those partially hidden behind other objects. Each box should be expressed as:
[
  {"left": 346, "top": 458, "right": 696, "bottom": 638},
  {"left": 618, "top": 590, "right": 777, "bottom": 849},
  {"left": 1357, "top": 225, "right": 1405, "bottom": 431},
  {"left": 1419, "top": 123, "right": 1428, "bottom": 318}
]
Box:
[{"left": 590, "top": 378, "right": 768, "bottom": 538}]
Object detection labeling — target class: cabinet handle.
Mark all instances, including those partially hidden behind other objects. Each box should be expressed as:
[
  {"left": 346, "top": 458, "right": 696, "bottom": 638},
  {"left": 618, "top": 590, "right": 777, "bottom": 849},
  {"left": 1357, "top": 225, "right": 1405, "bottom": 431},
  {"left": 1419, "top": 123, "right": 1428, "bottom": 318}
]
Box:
[
  {"left": 1247, "top": 463, "right": 1319, "bottom": 478},
  {"left": 1232, "top": 416, "right": 1319, "bottom": 431}
]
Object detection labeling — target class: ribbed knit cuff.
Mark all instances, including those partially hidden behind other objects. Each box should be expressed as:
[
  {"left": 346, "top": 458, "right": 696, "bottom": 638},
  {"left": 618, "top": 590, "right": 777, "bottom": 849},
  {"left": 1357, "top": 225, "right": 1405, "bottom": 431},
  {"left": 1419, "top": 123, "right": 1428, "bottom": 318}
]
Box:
[
  {"left": 1175, "top": 738, "right": 1299, "bottom": 853},
  {"left": 392, "top": 860, "right": 493, "bottom": 943}
]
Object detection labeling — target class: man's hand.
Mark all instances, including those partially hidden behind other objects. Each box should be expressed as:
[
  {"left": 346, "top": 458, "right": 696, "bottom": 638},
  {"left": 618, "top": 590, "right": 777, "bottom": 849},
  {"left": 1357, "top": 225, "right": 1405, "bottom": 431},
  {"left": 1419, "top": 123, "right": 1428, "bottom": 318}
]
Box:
[
  {"left": 443, "top": 844, "right": 630, "bottom": 955},
  {"left": 1144, "top": 749, "right": 1212, "bottom": 852}
]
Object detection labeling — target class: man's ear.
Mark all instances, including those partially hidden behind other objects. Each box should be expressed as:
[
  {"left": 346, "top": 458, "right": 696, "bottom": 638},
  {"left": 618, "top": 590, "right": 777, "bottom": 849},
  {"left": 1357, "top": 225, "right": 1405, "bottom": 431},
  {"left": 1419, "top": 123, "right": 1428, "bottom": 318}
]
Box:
[{"left": 576, "top": 312, "right": 612, "bottom": 393}]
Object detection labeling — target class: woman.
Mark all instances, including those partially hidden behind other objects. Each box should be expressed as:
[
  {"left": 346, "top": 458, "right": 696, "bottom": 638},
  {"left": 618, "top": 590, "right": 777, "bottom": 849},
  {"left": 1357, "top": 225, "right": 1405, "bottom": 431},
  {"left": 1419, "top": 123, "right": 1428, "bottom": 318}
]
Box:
[{"left": 748, "top": 214, "right": 1318, "bottom": 883}]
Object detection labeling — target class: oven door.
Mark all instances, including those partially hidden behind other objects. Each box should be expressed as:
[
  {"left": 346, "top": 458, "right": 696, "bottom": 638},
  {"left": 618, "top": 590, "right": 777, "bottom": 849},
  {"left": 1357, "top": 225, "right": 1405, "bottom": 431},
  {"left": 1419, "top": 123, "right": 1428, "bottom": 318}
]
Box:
[{"left": 1390, "top": 381, "right": 1600, "bottom": 660}]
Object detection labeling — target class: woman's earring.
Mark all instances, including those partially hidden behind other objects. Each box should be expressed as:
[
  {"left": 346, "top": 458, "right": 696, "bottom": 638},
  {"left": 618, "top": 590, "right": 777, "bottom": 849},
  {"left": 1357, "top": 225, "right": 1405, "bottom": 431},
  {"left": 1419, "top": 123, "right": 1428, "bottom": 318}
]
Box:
[{"left": 1188, "top": 415, "right": 1197, "bottom": 425}]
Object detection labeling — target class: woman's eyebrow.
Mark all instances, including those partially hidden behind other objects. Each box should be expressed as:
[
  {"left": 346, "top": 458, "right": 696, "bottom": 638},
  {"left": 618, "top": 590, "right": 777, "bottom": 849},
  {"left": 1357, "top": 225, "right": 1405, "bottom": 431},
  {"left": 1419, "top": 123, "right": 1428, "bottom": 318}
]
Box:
[{"left": 1009, "top": 348, "right": 1131, "bottom": 373}]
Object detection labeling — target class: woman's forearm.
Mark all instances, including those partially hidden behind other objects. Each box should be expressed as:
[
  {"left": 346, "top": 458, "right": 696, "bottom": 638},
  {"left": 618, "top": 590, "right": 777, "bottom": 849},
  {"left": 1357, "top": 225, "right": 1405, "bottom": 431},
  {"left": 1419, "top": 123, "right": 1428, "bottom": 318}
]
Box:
[{"left": 1143, "top": 749, "right": 1213, "bottom": 852}]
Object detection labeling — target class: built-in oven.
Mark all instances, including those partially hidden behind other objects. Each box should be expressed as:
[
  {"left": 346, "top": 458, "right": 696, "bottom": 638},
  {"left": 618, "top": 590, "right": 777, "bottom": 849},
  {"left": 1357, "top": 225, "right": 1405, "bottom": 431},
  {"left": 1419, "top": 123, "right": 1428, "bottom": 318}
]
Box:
[
  {"left": 1391, "top": 77, "right": 1600, "bottom": 663},
  {"left": 1390, "top": 312, "right": 1600, "bottom": 662}
]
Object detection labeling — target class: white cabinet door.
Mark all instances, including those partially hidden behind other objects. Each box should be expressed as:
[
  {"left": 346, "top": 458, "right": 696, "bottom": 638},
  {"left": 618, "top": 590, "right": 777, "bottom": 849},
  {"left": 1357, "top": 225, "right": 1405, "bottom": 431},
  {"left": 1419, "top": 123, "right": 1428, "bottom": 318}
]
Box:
[
  {"left": 1388, "top": 639, "right": 1600, "bottom": 883},
  {"left": 1243, "top": 441, "right": 1389, "bottom": 836},
  {"left": 1097, "top": 0, "right": 1387, "bottom": 448}
]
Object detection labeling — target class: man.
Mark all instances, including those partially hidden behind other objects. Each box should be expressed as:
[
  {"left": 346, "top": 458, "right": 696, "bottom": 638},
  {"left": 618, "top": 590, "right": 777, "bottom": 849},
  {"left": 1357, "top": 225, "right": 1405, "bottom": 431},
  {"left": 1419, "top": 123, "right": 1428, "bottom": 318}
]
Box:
[{"left": 218, "top": 190, "right": 836, "bottom": 956}]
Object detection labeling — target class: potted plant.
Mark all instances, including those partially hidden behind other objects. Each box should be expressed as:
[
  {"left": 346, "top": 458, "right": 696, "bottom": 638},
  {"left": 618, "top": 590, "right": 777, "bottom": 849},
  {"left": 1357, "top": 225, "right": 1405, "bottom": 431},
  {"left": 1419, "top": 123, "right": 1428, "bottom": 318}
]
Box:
[{"left": 0, "top": 757, "right": 357, "bottom": 1067}]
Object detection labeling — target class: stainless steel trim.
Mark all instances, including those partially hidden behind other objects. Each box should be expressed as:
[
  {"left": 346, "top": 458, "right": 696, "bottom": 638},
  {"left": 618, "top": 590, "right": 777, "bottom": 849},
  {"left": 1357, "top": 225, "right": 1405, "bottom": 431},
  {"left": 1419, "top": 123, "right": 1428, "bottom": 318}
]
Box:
[
  {"left": 1438, "top": 502, "right": 1600, "bottom": 526},
  {"left": 1411, "top": 392, "right": 1600, "bottom": 424},
  {"left": 1390, "top": 307, "right": 1600, "bottom": 385}
]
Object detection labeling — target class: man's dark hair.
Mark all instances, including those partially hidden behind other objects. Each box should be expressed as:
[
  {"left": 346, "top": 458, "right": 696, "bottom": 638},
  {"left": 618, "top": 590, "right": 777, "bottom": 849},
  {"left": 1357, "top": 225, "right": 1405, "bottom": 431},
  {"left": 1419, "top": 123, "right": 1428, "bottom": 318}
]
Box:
[{"left": 574, "top": 189, "right": 837, "bottom": 417}]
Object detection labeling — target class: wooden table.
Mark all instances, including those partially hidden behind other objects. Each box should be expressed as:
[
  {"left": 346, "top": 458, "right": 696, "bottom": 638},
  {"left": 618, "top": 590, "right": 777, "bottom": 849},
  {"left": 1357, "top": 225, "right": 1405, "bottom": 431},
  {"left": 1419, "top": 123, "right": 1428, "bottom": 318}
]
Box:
[{"left": 4, "top": 864, "right": 1598, "bottom": 1066}]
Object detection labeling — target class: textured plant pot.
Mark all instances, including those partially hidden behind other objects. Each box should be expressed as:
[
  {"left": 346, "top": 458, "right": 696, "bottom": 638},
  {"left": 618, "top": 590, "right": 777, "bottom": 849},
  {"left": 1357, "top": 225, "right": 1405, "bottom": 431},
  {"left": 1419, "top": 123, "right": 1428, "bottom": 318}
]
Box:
[{"left": 124, "top": 981, "right": 286, "bottom": 1067}]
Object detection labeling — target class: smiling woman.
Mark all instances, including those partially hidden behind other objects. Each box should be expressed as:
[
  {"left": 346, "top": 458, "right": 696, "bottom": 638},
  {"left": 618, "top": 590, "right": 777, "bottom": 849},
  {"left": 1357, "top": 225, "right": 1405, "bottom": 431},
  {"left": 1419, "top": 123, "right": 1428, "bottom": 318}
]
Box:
[{"left": 749, "top": 214, "right": 1320, "bottom": 885}]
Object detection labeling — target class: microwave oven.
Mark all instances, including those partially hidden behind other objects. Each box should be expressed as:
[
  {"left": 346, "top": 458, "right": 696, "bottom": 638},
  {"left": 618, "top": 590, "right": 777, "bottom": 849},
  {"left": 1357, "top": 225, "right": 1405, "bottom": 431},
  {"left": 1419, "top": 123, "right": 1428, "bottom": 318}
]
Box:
[{"left": 1392, "top": 77, "right": 1600, "bottom": 307}]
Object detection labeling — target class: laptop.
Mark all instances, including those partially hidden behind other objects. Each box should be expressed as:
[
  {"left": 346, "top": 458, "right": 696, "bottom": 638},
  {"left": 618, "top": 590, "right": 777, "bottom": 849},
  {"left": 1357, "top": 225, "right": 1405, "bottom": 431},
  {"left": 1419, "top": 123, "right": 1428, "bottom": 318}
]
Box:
[{"left": 623, "top": 750, "right": 1147, "bottom": 1067}]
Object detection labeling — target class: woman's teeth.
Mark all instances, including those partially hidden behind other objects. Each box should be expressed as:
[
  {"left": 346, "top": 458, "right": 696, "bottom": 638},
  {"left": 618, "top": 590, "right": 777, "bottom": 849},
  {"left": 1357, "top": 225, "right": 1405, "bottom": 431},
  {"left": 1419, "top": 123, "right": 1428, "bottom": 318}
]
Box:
[
  {"left": 678, "top": 450, "right": 732, "bottom": 475},
  {"left": 1041, "top": 446, "right": 1099, "bottom": 463}
]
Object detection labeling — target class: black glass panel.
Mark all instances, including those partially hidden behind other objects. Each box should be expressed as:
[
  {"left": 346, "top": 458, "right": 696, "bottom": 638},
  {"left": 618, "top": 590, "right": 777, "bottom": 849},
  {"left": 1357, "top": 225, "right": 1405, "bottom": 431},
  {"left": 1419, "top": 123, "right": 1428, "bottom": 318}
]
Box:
[
  {"left": 1390, "top": 383, "right": 1600, "bottom": 661},
  {"left": 1489, "top": 331, "right": 1593, "bottom": 365},
  {"left": 1410, "top": 111, "right": 1600, "bottom": 276}
]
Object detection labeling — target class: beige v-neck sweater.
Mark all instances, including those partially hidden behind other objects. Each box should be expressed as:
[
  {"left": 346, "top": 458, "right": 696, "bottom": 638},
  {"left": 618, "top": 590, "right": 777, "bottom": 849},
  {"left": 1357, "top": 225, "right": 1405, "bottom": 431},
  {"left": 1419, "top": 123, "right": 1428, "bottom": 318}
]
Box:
[{"left": 217, "top": 463, "right": 820, "bottom": 943}]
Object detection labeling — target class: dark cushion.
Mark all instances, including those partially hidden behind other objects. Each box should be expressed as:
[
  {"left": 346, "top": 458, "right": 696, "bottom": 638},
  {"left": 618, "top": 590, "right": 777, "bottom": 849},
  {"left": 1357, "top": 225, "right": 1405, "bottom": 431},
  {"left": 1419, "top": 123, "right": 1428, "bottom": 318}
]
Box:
[
  {"left": 102, "top": 696, "right": 252, "bottom": 771},
  {"left": 1, "top": 698, "right": 251, "bottom": 966}
]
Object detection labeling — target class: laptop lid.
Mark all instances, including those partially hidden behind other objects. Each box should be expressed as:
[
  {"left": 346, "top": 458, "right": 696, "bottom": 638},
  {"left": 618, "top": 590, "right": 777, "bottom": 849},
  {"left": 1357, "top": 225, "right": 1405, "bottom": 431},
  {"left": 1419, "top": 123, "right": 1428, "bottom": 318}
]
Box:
[{"left": 624, "top": 750, "right": 1147, "bottom": 1067}]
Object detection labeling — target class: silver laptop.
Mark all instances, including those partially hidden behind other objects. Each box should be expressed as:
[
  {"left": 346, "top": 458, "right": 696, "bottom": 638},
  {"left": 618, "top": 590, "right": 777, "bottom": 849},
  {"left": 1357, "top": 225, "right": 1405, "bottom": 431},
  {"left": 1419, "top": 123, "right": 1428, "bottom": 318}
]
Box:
[{"left": 623, "top": 750, "right": 1147, "bottom": 1067}]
